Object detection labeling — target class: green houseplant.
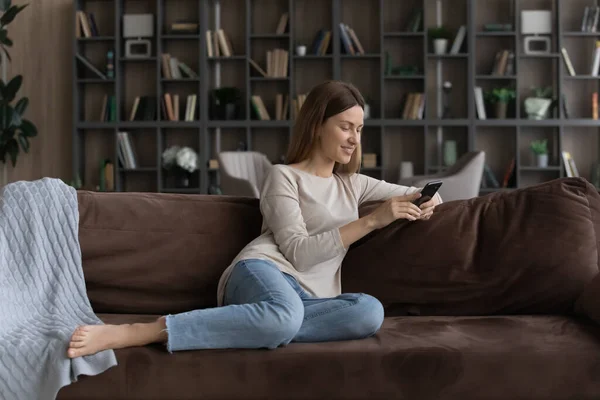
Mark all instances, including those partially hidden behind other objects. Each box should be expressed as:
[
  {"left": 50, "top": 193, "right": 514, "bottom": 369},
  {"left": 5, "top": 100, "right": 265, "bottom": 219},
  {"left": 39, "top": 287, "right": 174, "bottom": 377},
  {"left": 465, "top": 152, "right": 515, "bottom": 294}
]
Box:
[
  {"left": 525, "top": 86, "right": 553, "bottom": 120},
  {"left": 530, "top": 139, "right": 549, "bottom": 167},
  {"left": 485, "top": 87, "right": 515, "bottom": 119},
  {"left": 0, "top": 1, "right": 38, "bottom": 187},
  {"left": 427, "top": 26, "right": 452, "bottom": 54}
]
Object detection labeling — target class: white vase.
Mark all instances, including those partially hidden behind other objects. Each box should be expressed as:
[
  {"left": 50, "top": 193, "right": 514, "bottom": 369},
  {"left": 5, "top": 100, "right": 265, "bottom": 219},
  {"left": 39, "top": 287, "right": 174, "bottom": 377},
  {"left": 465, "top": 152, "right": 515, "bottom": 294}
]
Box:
[
  {"left": 433, "top": 39, "right": 448, "bottom": 55},
  {"left": 400, "top": 161, "right": 414, "bottom": 178},
  {"left": 536, "top": 154, "right": 548, "bottom": 168},
  {"left": 525, "top": 97, "right": 552, "bottom": 120}
]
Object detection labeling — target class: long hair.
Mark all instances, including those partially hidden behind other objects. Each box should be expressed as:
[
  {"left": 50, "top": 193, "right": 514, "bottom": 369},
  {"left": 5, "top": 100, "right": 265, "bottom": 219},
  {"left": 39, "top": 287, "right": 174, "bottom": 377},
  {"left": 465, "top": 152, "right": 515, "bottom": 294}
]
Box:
[{"left": 286, "top": 80, "right": 365, "bottom": 174}]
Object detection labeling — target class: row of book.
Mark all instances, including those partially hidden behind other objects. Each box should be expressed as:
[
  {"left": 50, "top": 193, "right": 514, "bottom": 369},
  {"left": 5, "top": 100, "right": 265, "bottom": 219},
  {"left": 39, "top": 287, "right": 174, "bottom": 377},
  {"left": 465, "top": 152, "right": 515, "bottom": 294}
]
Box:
[
  {"left": 250, "top": 93, "right": 290, "bottom": 121},
  {"left": 75, "top": 10, "right": 100, "bottom": 38},
  {"left": 160, "top": 54, "right": 198, "bottom": 79},
  {"left": 309, "top": 29, "right": 332, "bottom": 55},
  {"left": 581, "top": 6, "right": 600, "bottom": 32},
  {"left": 400, "top": 93, "right": 425, "bottom": 120},
  {"left": 117, "top": 132, "right": 138, "bottom": 170},
  {"left": 339, "top": 23, "right": 365, "bottom": 55},
  {"left": 206, "top": 29, "right": 234, "bottom": 57},
  {"left": 490, "top": 49, "right": 515, "bottom": 76},
  {"left": 249, "top": 49, "right": 289, "bottom": 78},
  {"left": 250, "top": 93, "right": 312, "bottom": 121}
]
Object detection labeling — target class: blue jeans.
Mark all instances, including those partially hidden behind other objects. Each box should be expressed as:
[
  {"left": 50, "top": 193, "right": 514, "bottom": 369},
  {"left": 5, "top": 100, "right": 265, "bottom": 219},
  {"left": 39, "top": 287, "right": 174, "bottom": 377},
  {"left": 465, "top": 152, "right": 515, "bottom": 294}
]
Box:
[{"left": 164, "top": 259, "right": 385, "bottom": 352}]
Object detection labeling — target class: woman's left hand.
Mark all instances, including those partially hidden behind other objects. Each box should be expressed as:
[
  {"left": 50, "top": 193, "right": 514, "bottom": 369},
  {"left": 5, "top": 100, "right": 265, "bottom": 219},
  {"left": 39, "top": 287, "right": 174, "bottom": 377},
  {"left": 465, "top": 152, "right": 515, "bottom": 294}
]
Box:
[{"left": 419, "top": 196, "right": 439, "bottom": 220}]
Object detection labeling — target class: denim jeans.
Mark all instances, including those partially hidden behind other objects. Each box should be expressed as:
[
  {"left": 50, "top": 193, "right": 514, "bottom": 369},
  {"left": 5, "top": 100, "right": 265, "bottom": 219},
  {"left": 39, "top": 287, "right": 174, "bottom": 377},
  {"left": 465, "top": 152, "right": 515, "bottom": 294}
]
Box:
[{"left": 164, "top": 258, "right": 385, "bottom": 352}]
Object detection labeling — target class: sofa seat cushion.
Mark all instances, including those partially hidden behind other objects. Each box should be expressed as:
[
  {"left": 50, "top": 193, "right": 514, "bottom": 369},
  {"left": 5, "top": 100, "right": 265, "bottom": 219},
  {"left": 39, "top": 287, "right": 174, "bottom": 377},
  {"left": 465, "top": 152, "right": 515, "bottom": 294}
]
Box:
[{"left": 57, "top": 313, "right": 600, "bottom": 400}]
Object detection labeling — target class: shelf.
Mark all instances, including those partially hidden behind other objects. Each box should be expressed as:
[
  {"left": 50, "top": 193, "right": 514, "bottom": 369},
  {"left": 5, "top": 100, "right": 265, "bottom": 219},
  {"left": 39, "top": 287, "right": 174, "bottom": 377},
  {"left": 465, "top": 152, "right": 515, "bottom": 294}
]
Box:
[
  {"left": 383, "top": 120, "right": 426, "bottom": 127},
  {"left": 564, "top": 75, "right": 600, "bottom": 80},
  {"left": 427, "top": 53, "right": 468, "bottom": 59},
  {"left": 160, "top": 34, "right": 200, "bottom": 40},
  {"left": 562, "top": 119, "right": 600, "bottom": 126},
  {"left": 208, "top": 55, "right": 247, "bottom": 61},
  {"left": 475, "top": 75, "right": 516, "bottom": 80},
  {"left": 519, "top": 53, "right": 560, "bottom": 59},
  {"left": 293, "top": 54, "right": 333, "bottom": 60},
  {"left": 428, "top": 119, "right": 470, "bottom": 126},
  {"left": 383, "top": 32, "right": 424, "bottom": 37},
  {"left": 563, "top": 32, "right": 600, "bottom": 37},
  {"left": 476, "top": 31, "right": 516, "bottom": 37},
  {"left": 250, "top": 76, "right": 289, "bottom": 81},
  {"left": 77, "top": 36, "right": 115, "bottom": 42},
  {"left": 385, "top": 75, "right": 425, "bottom": 80},
  {"left": 161, "top": 78, "right": 200, "bottom": 83},
  {"left": 250, "top": 33, "right": 289, "bottom": 39},
  {"left": 120, "top": 167, "right": 157, "bottom": 173},
  {"left": 340, "top": 53, "right": 380, "bottom": 59},
  {"left": 77, "top": 78, "right": 115, "bottom": 84},
  {"left": 119, "top": 57, "right": 158, "bottom": 62}
]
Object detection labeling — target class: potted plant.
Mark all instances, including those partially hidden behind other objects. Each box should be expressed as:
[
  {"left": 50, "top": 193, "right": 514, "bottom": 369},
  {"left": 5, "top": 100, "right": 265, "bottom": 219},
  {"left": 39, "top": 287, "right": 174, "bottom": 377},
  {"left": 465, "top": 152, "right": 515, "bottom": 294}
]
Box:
[
  {"left": 162, "top": 145, "right": 199, "bottom": 188},
  {"left": 210, "top": 86, "right": 242, "bottom": 120},
  {"left": 485, "top": 87, "right": 515, "bottom": 119},
  {"left": 0, "top": 1, "right": 37, "bottom": 187},
  {"left": 530, "top": 139, "right": 549, "bottom": 167},
  {"left": 524, "top": 86, "right": 553, "bottom": 120},
  {"left": 427, "top": 26, "right": 452, "bottom": 55}
]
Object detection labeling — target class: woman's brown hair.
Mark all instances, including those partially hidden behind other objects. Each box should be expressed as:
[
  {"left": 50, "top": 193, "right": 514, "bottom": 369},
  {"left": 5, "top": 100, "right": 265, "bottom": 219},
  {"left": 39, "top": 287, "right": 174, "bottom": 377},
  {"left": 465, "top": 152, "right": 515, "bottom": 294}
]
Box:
[{"left": 286, "top": 80, "right": 365, "bottom": 174}]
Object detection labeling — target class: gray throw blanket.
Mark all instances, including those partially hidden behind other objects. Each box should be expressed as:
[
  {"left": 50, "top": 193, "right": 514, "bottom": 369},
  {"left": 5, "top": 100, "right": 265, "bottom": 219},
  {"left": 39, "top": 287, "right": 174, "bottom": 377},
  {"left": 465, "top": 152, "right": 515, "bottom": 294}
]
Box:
[{"left": 0, "top": 178, "right": 117, "bottom": 400}]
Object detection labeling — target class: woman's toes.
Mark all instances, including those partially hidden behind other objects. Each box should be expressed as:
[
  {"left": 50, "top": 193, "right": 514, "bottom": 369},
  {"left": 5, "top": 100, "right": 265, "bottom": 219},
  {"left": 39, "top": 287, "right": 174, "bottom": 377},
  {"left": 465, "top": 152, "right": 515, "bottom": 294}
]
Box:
[
  {"left": 69, "top": 341, "right": 84, "bottom": 349},
  {"left": 67, "top": 348, "right": 80, "bottom": 358}
]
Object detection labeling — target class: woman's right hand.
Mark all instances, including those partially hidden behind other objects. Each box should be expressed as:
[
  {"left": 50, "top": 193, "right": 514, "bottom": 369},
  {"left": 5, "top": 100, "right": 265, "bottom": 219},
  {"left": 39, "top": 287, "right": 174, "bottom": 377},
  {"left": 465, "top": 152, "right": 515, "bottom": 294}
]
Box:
[{"left": 367, "top": 193, "right": 423, "bottom": 230}]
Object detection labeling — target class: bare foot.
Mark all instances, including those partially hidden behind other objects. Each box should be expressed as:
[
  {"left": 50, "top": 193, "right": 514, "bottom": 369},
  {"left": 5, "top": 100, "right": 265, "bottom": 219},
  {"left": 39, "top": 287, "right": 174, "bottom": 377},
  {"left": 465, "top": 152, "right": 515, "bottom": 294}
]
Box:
[{"left": 67, "top": 316, "right": 167, "bottom": 358}]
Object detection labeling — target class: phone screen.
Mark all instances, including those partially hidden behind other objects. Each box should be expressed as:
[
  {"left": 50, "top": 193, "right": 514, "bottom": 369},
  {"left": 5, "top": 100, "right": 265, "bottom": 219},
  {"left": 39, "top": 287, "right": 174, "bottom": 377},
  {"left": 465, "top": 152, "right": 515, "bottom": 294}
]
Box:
[{"left": 413, "top": 180, "right": 443, "bottom": 206}]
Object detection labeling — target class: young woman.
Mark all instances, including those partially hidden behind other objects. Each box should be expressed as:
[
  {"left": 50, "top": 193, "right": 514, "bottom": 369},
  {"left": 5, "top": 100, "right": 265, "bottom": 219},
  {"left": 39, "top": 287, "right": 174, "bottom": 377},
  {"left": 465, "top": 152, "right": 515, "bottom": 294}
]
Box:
[{"left": 67, "top": 80, "right": 442, "bottom": 357}]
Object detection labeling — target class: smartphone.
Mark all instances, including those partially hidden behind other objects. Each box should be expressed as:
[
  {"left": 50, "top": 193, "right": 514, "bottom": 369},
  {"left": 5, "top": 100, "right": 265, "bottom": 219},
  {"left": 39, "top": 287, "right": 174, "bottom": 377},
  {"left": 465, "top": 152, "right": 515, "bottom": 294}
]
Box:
[{"left": 413, "top": 180, "right": 443, "bottom": 206}]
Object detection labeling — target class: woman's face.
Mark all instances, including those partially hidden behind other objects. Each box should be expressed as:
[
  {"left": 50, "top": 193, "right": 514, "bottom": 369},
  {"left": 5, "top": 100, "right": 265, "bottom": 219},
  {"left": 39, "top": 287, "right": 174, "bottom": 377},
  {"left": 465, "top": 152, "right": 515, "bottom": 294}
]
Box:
[{"left": 317, "top": 105, "right": 363, "bottom": 164}]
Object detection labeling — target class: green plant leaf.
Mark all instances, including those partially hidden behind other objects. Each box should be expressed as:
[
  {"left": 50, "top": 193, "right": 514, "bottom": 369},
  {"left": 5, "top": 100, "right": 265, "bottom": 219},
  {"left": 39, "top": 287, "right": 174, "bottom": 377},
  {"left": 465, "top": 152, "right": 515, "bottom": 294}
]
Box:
[
  {"left": 2, "top": 36, "right": 12, "bottom": 47},
  {"left": 0, "top": 104, "right": 12, "bottom": 129},
  {"left": 17, "top": 131, "right": 28, "bottom": 152},
  {"left": 1, "top": 4, "right": 28, "bottom": 26},
  {"left": 6, "top": 137, "right": 17, "bottom": 166},
  {"left": 14, "top": 96, "right": 27, "bottom": 115},
  {"left": 4, "top": 74, "right": 21, "bottom": 101},
  {"left": 10, "top": 106, "right": 20, "bottom": 125},
  {"left": 0, "top": 0, "right": 11, "bottom": 12},
  {"left": 20, "top": 119, "right": 37, "bottom": 137}
]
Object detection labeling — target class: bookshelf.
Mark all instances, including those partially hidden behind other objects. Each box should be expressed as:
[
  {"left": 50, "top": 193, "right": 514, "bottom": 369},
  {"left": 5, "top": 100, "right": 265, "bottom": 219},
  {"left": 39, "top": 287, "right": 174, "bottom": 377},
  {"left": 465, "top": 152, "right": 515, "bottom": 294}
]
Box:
[{"left": 72, "top": 0, "right": 600, "bottom": 195}]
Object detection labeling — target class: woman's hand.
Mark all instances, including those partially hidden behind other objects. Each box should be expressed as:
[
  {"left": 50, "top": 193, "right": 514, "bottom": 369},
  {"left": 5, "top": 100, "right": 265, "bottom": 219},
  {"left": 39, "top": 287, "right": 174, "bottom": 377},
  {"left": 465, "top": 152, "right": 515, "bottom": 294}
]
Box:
[
  {"left": 367, "top": 192, "right": 423, "bottom": 230},
  {"left": 418, "top": 195, "right": 440, "bottom": 220}
]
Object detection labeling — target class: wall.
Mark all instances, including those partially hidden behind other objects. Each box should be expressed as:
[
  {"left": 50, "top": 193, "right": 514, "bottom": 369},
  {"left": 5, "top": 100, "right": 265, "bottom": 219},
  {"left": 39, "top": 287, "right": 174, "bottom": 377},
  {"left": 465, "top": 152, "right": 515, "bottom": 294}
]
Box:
[{"left": 5, "top": 0, "right": 73, "bottom": 184}]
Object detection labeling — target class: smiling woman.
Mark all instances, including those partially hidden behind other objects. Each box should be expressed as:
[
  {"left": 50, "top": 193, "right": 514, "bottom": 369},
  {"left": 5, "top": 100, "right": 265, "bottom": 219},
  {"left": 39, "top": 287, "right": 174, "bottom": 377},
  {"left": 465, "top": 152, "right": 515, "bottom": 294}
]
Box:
[{"left": 67, "top": 80, "right": 443, "bottom": 358}]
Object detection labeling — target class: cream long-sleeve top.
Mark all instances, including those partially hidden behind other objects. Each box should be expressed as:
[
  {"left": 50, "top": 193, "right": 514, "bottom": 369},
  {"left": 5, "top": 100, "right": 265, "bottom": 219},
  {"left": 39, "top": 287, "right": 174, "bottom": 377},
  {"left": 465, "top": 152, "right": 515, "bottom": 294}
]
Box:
[{"left": 216, "top": 164, "right": 443, "bottom": 306}]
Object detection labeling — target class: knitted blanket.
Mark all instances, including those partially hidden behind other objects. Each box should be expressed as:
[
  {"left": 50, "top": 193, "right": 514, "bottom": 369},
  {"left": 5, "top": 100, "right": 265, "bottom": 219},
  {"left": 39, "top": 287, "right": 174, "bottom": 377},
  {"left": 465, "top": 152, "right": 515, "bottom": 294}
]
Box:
[{"left": 0, "top": 178, "right": 117, "bottom": 400}]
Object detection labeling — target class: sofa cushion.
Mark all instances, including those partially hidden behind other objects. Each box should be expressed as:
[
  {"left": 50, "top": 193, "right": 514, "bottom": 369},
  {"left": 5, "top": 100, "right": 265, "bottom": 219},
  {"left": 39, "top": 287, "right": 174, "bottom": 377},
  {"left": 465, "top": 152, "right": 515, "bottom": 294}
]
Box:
[
  {"left": 344, "top": 177, "right": 600, "bottom": 316},
  {"left": 77, "top": 191, "right": 262, "bottom": 314},
  {"left": 56, "top": 313, "right": 600, "bottom": 400}
]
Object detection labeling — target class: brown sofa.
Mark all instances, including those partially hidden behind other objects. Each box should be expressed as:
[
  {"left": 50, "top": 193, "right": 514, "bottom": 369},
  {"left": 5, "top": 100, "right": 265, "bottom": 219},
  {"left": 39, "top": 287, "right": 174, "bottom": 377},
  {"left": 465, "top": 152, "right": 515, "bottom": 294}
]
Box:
[{"left": 58, "top": 177, "right": 600, "bottom": 400}]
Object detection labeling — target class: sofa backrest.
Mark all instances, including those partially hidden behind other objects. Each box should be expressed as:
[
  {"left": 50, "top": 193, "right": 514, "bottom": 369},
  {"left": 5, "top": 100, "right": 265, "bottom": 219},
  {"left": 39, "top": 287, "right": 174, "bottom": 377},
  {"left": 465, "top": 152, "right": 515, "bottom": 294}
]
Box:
[{"left": 77, "top": 191, "right": 262, "bottom": 314}]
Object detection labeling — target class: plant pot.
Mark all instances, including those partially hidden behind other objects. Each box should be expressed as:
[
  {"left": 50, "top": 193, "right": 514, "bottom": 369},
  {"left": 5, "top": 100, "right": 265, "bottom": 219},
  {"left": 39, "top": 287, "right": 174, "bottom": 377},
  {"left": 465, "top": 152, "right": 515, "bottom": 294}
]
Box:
[
  {"left": 495, "top": 102, "right": 508, "bottom": 119},
  {"left": 433, "top": 39, "right": 448, "bottom": 55},
  {"left": 443, "top": 140, "right": 457, "bottom": 166},
  {"left": 524, "top": 97, "right": 552, "bottom": 120},
  {"left": 225, "top": 103, "right": 237, "bottom": 120},
  {"left": 536, "top": 153, "right": 548, "bottom": 168}
]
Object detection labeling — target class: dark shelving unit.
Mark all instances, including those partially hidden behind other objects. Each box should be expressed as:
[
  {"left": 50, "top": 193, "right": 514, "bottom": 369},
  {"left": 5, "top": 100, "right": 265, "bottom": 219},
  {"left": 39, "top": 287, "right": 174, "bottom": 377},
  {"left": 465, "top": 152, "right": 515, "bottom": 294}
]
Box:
[{"left": 72, "top": 0, "right": 600, "bottom": 195}]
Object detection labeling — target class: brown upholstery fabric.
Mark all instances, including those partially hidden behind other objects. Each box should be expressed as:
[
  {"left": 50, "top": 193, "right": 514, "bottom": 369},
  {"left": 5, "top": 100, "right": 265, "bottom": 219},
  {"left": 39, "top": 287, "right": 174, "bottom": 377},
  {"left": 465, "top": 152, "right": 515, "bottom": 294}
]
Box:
[
  {"left": 60, "top": 178, "right": 600, "bottom": 399},
  {"left": 77, "top": 191, "right": 262, "bottom": 314},
  {"left": 344, "top": 177, "right": 600, "bottom": 316},
  {"left": 57, "top": 313, "right": 600, "bottom": 400}
]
